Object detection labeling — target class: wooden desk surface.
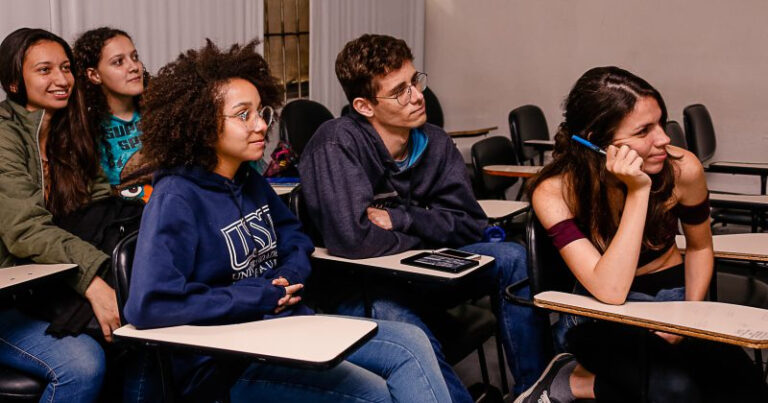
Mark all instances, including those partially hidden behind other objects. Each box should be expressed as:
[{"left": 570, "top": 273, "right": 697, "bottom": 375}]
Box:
[
  {"left": 707, "top": 161, "right": 768, "bottom": 173},
  {"left": 478, "top": 199, "right": 529, "bottom": 220},
  {"left": 523, "top": 139, "right": 554, "bottom": 149},
  {"left": 534, "top": 291, "right": 768, "bottom": 349},
  {"left": 709, "top": 193, "right": 768, "bottom": 208},
  {"left": 676, "top": 234, "right": 768, "bottom": 262},
  {"left": 270, "top": 184, "right": 298, "bottom": 196},
  {"left": 0, "top": 264, "right": 76, "bottom": 291},
  {"left": 114, "top": 315, "right": 377, "bottom": 368},
  {"left": 312, "top": 248, "right": 494, "bottom": 281},
  {"left": 483, "top": 165, "right": 543, "bottom": 178},
  {"left": 447, "top": 126, "right": 498, "bottom": 138}
]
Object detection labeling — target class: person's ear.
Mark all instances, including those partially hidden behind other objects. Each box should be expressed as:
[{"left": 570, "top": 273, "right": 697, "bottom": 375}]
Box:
[
  {"left": 86, "top": 68, "right": 102, "bottom": 85},
  {"left": 352, "top": 97, "right": 374, "bottom": 118},
  {"left": 8, "top": 83, "right": 18, "bottom": 93}
]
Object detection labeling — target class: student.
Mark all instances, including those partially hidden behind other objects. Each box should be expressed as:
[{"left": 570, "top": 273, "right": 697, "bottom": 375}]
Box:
[
  {"left": 74, "top": 27, "right": 152, "bottom": 202},
  {"left": 299, "top": 34, "right": 548, "bottom": 401},
  {"left": 0, "top": 28, "right": 117, "bottom": 402},
  {"left": 123, "top": 39, "right": 451, "bottom": 403},
  {"left": 517, "top": 66, "right": 768, "bottom": 403}
]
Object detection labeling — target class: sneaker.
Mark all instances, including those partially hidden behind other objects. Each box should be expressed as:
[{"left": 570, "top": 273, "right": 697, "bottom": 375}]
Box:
[{"left": 513, "top": 353, "right": 575, "bottom": 403}]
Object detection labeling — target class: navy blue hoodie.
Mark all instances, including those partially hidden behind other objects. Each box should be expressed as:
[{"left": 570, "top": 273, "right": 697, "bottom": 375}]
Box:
[
  {"left": 125, "top": 165, "right": 314, "bottom": 329},
  {"left": 124, "top": 165, "right": 314, "bottom": 398},
  {"left": 300, "top": 111, "right": 487, "bottom": 258}
]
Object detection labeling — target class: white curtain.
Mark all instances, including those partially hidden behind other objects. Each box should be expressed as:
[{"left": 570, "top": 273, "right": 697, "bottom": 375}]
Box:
[
  {"left": 309, "top": 0, "right": 425, "bottom": 117},
  {"left": 50, "top": 0, "right": 263, "bottom": 74}
]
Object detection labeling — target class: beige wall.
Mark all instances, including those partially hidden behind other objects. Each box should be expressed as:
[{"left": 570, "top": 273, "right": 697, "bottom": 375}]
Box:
[{"left": 425, "top": 0, "right": 768, "bottom": 193}]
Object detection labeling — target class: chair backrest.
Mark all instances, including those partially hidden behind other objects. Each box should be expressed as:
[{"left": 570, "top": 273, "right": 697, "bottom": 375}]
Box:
[
  {"left": 664, "top": 120, "right": 687, "bottom": 149},
  {"left": 422, "top": 87, "right": 444, "bottom": 128},
  {"left": 340, "top": 104, "right": 351, "bottom": 117},
  {"left": 470, "top": 136, "right": 519, "bottom": 199},
  {"left": 279, "top": 99, "right": 334, "bottom": 156},
  {"left": 525, "top": 211, "right": 576, "bottom": 295},
  {"left": 508, "top": 105, "right": 550, "bottom": 164},
  {"left": 683, "top": 104, "right": 716, "bottom": 162},
  {"left": 287, "top": 185, "right": 325, "bottom": 247},
  {"left": 112, "top": 230, "right": 139, "bottom": 324}
]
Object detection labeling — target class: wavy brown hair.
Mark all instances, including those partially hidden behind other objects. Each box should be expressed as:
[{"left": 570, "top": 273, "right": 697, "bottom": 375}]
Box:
[
  {"left": 73, "top": 27, "right": 148, "bottom": 165},
  {"left": 335, "top": 34, "right": 413, "bottom": 104},
  {"left": 140, "top": 39, "right": 282, "bottom": 171},
  {"left": 0, "top": 28, "right": 99, "bottom": 216},
  {"left": 527, "top": 66, "right": 679, "bottom": 252}
]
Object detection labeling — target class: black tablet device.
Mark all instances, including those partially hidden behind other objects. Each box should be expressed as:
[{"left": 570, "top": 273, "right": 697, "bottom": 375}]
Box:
[{"left": 400, "top": 251, "right": 479, "bottom": 273}]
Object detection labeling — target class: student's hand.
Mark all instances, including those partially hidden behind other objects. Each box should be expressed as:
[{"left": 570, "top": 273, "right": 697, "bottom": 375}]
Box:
[
  {"left": 367, "top": 207, "right": 393, "bottom": 230},
  {"left": 274, "top": 283, "right": 303, "bottom": 314},
  {"left": 272, "top": 276, "right": 290, "bottom": 287},
  {"left": 606, "top": 144, "right": 651, "bottom": 191},
  {"left": 653, "top": 331, "right": 684, "bottom": 345},
  {"left": 84, "top": 276, "right": 121, "bottom": 342}
]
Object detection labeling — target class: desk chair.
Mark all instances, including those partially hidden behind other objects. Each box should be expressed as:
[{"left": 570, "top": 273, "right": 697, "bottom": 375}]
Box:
[
  {"left": 471, "top": 136, "right": 521, "bottom": 200},
  {"left": 508, "top": 105, "right": 550, "bottom": 166},
  {"left": 279, "top": 99, "right": 334, "bottom": 157},
  {"left": 0, "top": 366, "right": 44, "bottom": 402},
  {"left": 289, "top": 186, "right": 510, "bottom": 398},
  {"left": 683, "top": 104, "right": 766, "bottom": 230},
  {"left": 664, "top": 120, "right": 687, "bottom": 149}
]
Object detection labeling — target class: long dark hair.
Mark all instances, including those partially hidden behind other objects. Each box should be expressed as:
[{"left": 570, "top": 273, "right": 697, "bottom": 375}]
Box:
[
  {"left": 527, "top": 66, "right": 678, "bottom": 252},
  {"left": 73, "top": 27, "right": 147, "bottom": 167},
  {"left": 0, "top": 28, "right": 100, "bottom": 216}
]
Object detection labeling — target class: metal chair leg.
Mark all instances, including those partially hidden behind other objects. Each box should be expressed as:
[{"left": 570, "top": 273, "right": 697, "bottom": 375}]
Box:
[
  {"left": 477, "top": 344, "right": 490, "bottom": 385},
  {"left": 494, "top": 333, "right": 510, "bottom": 395}
]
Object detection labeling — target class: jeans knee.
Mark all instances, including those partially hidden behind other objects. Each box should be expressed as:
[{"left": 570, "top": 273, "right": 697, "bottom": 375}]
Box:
[{"left": 57, "top": 344, "right": 106, "bottom": 388}]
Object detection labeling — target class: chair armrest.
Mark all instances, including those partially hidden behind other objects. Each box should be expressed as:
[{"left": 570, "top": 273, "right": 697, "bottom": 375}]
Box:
[
  {"left": 503, "top": 278, "right": 534, "bottom": 307},
  {"left": 447, "top": 126, "right": 498, "bottom": 138}
]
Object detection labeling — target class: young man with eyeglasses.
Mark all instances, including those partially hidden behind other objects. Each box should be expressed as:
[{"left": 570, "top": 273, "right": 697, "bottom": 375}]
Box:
[{"left": 299, "top": 34, "right": 548, "bottom": 402}]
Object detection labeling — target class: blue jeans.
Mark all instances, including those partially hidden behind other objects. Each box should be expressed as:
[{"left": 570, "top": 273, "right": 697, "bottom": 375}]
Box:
[
  {"left": 0, "top": 307, "right": 106, "bottom": 403},
  {"left": 336, "top": 241, "right": 549, "bottom": 399},
  {"left": 229, "top": 319, "right": 450, "bottom": 403}
]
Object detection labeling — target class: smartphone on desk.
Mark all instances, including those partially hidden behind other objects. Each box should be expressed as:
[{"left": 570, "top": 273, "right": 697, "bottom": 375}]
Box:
[{"left": 435, "top": 248, "right": 481, "bottom": 261}]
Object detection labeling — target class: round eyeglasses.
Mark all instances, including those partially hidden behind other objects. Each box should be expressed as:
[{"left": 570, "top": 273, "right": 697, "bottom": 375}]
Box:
[
  {"left": 223, "top": 105, "right": 275, "bottom": 130},
  {"left": 375, "top": 72, "right": 427, "bottom": 106}
]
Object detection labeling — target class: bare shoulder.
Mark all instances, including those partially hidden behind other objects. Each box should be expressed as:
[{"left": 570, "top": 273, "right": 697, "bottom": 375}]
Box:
[
  {"left": 667, "top": 146, "right": 707, "bottom": 203},
  {"left": 531, "top": 174, "right": 574, "bottom": 228}
]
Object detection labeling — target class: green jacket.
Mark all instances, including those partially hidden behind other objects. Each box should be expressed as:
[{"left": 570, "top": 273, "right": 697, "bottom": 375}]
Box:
[{"left": 0, "top": 99, "right": 111, "bottom": 295}]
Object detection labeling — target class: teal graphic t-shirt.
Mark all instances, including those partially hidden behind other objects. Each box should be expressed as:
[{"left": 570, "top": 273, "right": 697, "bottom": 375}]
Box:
[{"left": 100, "top": 112, "right": 142, "bottom": 185}]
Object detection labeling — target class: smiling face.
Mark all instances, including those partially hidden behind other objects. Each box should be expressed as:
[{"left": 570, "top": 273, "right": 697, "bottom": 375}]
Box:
[
  {"left": 88, "top": 35, "right": 144, "bottom": 102},
  {"left": 20, "top": 40, "right": 74, "bottom": 112},
  {"left": 611, "top": 96, "right": 671, "bottom": 175},
  {"left": 214, "top": 78, "right": 268, "bottom": 178}
]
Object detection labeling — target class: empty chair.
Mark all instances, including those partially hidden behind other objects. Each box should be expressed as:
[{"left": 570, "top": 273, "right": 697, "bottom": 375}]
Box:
[
  {"left": 508, "top": 105, "right": 550, "bottom": 165},
  {"left": 664, "top": 120, "right": 687, "bottom": 149},
  {"left": 471, "top": 136, "right": 519, "bottom": 200},
  {"left": 279, "top": 99, "right": 334, "bottom": 156},
  {"left": 683, "top": 104, "right": 716, "bottom": 163}
]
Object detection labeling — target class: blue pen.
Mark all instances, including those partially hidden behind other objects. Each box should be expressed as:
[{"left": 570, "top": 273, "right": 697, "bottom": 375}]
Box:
[{"left": 571, "top": 135, "right": 607, "bottom": 156}]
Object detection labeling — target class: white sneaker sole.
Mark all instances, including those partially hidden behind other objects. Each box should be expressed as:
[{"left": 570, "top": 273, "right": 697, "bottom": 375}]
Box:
[{"left": 513, "top": 353, "right": 573, "bottom": 403}]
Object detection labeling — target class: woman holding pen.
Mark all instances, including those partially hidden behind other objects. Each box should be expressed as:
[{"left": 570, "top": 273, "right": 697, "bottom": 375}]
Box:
[{"left": 516, "top": 66, "right": 767, "bottom": 403}]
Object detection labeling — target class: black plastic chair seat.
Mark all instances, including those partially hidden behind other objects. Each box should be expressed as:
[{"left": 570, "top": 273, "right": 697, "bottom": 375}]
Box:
[
  {"left": 0, "top": 366, "right": 44, "bottom": 401},
  {"left": 430, "top": 303, "right": 497, "bottom": 365}
]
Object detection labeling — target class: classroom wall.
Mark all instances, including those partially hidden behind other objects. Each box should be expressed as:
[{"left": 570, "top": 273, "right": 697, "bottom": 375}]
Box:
[{"left": 424, "top": 0, "right": 768, "bottom": 193}]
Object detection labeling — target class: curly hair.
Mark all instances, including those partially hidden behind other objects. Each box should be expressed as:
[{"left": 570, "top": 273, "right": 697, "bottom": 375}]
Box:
[
  {"left": 527, "top": 66, "right": 679, "bottom": 253},
  {"left": 73, "top": 28, "right": 147, "bottom": 163},
  {"left": 141, "top": 39, "right": 282, "bottom": 171},
  {"left": 335, "top": 34, "right": 413, "bottom": 104},
  {"left": 0, "top": 28, "right": 99, "bottom": 216}
]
